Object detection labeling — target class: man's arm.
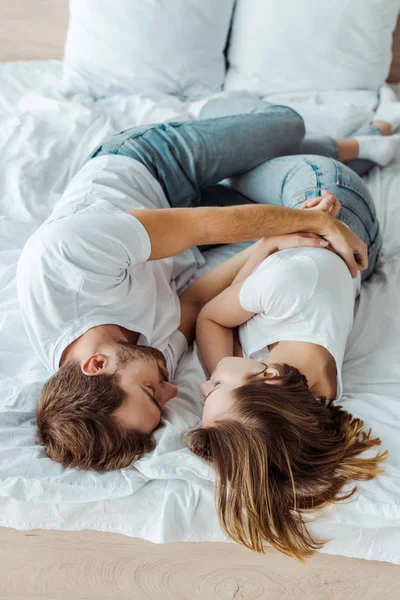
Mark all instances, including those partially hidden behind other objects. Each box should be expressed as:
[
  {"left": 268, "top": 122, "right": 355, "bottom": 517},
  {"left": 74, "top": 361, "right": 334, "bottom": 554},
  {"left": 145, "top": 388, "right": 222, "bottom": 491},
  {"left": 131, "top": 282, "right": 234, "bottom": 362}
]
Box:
[{"left": 127, "top": 204, "right": 367, "bottom": 278}]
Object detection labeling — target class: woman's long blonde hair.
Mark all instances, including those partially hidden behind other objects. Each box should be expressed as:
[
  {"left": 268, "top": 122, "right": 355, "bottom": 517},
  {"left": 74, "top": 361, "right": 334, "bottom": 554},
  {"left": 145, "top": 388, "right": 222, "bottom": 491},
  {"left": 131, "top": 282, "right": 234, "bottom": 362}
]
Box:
[{"left": 186, "top": 364, "right": 387, "bottom": 560}]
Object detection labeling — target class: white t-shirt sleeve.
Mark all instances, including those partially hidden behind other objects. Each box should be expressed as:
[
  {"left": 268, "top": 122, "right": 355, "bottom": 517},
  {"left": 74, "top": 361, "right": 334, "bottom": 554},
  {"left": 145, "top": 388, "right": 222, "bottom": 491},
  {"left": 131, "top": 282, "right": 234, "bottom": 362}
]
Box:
[
  {"left": 41, "top": 199, "right": 151, "bottom": 276},
  {"left": 239, "top": 252, "right": 319, "bottom": 319},
  {"left": 162, "top": 330, "right": 188, "bottom": 381}
]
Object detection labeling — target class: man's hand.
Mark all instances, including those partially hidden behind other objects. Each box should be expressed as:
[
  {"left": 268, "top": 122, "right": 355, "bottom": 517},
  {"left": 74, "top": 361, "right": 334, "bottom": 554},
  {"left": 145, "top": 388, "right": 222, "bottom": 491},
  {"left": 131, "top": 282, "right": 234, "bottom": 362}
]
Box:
[
  {"left": 318, "top": 217, "right": 368, "bottom": 278},
  {"left": 300, "top": 190, "right": 342, "bottom": 219}
]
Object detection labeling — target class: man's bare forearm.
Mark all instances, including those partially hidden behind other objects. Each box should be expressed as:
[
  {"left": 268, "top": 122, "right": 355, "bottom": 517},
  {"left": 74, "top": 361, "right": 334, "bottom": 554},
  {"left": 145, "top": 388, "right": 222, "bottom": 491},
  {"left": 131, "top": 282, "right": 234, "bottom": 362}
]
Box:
[
  {"left": 129, "top": 204, "right": 329, "bottom": 261},
  {"left": 192, "top": 204, "right": 328, "bottom": 246}
]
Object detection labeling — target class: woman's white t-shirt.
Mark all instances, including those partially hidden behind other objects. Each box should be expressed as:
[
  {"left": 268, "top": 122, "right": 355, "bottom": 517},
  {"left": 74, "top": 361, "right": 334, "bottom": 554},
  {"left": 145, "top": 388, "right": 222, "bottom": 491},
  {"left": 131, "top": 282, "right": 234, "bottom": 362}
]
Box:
[
  {"left": 239, "top": 247, "right": 361, "bottom": 400},
  {"left": 16, "top": 155, "right": 202, "bottom": 376}
]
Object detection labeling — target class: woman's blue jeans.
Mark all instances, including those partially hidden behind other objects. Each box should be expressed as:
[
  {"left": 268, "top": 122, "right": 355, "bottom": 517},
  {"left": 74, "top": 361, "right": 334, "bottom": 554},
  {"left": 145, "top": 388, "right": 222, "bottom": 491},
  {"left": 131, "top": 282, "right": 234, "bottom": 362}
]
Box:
[{"left": 90, "top": 98, "right": 381, "bottom": 280}]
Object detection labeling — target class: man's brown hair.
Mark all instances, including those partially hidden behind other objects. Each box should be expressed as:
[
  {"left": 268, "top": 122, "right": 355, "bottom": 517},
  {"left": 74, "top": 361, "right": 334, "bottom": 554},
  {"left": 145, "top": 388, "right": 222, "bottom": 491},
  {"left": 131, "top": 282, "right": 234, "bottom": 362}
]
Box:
[
  {"left": 186, "top": 363, "right": 387, "bottom": 560},
  {"left": 36, "top": 361, "right": 154, "bottom": 471}
]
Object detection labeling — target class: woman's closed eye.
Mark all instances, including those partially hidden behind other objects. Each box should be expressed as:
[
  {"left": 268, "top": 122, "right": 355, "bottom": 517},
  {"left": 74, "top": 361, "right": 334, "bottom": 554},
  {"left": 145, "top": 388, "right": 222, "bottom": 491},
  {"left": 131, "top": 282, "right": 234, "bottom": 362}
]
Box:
[{"left": 205, "top": 379, "right": 221, "bottom": 400}]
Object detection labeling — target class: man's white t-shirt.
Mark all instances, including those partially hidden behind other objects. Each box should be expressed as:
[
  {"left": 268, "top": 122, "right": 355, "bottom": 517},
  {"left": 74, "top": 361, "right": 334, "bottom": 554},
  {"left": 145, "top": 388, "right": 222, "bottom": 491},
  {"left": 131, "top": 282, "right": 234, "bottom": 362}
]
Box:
[
  {"left": 239, "top": 247, "right": 361, "bottom": 400},
  {"left": 17, "top": 155, "right": 202, "bottom": 377}
]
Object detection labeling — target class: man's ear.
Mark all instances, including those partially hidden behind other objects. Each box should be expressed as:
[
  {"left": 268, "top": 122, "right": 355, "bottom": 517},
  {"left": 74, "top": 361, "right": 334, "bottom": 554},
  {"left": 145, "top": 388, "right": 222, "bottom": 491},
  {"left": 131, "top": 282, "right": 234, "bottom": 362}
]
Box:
[
  {"left": 81, "top": 353, "right": 109, "bottom": 377},
  {"left": 262, "top": 367, "right": 280, "bottom": 385}
]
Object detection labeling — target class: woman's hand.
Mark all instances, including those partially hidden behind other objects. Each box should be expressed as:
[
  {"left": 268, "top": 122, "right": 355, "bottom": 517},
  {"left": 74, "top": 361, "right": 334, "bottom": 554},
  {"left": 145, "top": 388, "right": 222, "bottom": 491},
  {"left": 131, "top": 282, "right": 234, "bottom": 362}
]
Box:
[
  {"left": 264, "top": 232, "right": 331, "bottom": 255},
  {"left": 232, "top": 233, "right": 329, "bottom": 286},
  {"left": 300, "top": 190, "right": 342, "bottom": 218}
]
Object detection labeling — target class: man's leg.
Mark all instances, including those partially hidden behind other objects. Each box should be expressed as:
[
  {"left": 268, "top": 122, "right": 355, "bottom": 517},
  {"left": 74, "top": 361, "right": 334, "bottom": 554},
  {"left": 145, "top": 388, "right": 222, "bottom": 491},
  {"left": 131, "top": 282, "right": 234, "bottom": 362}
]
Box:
[
  {"left": 198, "top": 96, "right": 394, "bottom": 178},
  {"left": 94, "top": 106, "right": 305, "bottom": 208},
  {"left": 198, "top": 96, "right": 340, "bottom": 159}
]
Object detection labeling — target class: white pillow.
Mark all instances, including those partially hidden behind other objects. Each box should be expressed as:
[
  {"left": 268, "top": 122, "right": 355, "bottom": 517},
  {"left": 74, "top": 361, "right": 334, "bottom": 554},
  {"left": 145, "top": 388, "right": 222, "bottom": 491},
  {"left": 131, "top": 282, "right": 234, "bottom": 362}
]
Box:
[
  {"left": 64, "top": 0, "right": 235, "bottom": 99},
  {"left": 225, "top": 0, "right": 400, "bottom": 95}
]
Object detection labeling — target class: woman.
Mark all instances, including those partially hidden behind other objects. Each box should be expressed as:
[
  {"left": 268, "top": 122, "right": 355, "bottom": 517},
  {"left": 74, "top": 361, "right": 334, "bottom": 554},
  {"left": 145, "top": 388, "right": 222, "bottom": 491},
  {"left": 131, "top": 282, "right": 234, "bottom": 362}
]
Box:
[{"left": 185, "top": 138, "right": 388, "bottom": 559}]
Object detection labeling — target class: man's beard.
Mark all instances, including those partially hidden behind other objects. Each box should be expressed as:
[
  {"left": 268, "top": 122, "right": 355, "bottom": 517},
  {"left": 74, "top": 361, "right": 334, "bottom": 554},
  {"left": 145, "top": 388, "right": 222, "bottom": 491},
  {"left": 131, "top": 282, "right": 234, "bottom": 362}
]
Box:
[{"left": 115, "top": 342, "right": 167, "bottom": 371}]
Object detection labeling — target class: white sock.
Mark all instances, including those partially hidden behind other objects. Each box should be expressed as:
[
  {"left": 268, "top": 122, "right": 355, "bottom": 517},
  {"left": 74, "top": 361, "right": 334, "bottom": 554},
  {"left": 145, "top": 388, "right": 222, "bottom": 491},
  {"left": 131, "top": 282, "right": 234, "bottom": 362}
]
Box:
[
  {"left": 379, "top": 85, "right": 398, "bottom": 104},
  {"left": 355, "top": 135, "right": 400, "bottom": 166},
  {"left": 374, "top": 102, "right": 400, "bottom": 131}
]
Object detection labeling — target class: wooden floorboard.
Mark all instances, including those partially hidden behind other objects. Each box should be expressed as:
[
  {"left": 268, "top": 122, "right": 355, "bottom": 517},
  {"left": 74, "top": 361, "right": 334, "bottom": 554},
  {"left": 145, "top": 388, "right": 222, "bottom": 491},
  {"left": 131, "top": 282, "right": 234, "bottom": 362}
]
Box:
[{"left": 1, "top": 527, "right": 399, "bottom": 599}]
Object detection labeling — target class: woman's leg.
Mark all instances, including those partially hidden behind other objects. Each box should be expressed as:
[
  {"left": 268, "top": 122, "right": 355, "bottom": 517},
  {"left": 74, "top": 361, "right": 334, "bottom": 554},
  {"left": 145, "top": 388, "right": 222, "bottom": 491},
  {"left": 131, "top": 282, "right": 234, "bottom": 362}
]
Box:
[
  {"left": 93, "top": 105, "right": 305, "bottom": 208},
  {"left": 226, "top": 154, "right": 381, "bottom": 280}
]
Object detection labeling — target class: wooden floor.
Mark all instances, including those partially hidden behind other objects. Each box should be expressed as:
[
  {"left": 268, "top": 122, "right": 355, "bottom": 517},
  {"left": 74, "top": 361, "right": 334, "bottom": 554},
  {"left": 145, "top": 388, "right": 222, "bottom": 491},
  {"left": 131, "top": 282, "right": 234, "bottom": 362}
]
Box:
[{"left": 1, "top": 527, "right": 399, "bottom": 600}]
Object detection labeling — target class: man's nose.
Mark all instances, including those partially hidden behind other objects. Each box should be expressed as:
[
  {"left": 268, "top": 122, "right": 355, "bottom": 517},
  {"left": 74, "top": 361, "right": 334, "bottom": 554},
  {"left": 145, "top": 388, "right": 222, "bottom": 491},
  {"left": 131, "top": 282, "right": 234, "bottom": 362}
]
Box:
[{"left": 163, "top": 382, "right": 178, "bottom": 402}]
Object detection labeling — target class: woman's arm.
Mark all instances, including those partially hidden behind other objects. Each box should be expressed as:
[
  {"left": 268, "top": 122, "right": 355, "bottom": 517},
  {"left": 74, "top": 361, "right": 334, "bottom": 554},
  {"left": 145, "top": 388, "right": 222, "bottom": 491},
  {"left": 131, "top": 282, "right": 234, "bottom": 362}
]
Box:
[
  {"left": 196, "top": 281, "right": 255, "bottom": 376},
  {"left": 178, "top": 239, "right": 270, "bottom": 343}
]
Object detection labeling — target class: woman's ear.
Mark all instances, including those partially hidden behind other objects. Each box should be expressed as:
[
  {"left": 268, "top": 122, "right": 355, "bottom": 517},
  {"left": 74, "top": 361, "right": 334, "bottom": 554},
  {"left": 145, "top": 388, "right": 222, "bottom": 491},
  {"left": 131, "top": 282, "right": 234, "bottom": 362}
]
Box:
[{"left": 262, "top": 367, "right": 280, "bottom": 384}]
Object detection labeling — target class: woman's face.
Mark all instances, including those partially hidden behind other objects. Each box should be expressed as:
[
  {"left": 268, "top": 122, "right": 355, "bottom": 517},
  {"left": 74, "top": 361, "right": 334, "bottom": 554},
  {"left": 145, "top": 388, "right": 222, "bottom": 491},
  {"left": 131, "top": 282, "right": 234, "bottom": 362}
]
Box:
[{"left": 200, "top": 357, "right": 275, "bottom": 426}]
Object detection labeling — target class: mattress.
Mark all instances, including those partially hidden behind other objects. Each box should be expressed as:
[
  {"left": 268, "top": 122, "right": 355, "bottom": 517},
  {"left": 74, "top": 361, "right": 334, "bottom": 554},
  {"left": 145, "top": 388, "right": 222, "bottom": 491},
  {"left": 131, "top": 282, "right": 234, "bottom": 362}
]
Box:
[{"left": 0, "top": 61, "right": 400, "bottom": 564}]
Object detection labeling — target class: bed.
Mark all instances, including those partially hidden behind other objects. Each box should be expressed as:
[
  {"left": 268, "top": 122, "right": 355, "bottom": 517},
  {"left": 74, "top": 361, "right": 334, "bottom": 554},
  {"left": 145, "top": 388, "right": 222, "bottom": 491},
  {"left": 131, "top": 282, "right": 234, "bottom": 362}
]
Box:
[{"left": 1, "top": 3, "right": 400, "bottom": 599}]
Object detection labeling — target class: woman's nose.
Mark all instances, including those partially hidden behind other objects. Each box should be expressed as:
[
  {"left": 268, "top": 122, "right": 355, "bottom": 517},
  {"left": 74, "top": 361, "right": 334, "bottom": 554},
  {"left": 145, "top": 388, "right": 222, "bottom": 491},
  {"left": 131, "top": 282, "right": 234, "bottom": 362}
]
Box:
[{"left": 199, "top": 381, "right": 209, "bottom": 396}]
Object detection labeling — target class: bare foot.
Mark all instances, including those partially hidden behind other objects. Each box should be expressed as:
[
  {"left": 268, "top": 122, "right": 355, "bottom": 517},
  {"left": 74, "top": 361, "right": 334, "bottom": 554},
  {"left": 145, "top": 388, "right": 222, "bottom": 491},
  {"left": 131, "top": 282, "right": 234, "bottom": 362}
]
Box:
[{"left": 371, "top": 120, "right": 392, "bottom": 136}]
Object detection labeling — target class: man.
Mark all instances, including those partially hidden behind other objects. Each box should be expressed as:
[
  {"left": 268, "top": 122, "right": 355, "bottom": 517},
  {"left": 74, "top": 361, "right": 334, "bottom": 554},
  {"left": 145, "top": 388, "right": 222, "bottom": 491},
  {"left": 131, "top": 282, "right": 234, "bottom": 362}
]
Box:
[{"left": 16, "top": 106, "right": 367, "bottom": 471}]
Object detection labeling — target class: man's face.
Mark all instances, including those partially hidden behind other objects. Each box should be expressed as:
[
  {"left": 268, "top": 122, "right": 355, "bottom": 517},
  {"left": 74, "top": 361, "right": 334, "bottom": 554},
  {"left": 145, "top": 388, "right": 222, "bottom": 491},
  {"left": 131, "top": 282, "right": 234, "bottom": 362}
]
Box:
[{"left": 112, "top": 343, "right": 178, "bottom": 434}]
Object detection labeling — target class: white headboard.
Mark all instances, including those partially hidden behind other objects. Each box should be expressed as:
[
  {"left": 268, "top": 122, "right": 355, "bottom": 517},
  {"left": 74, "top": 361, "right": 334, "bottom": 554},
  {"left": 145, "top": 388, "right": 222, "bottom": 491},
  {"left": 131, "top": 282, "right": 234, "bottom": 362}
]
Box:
[{"left": 0, "top": 1, "right": 399, "bottom": 84}]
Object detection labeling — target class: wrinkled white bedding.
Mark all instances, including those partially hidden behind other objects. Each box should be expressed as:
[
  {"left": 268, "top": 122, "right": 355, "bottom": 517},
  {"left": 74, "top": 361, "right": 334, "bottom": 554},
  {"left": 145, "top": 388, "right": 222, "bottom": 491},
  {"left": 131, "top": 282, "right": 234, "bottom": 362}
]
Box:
[{"left": 1, "top": 61, "right": 400, "bottom": 564}]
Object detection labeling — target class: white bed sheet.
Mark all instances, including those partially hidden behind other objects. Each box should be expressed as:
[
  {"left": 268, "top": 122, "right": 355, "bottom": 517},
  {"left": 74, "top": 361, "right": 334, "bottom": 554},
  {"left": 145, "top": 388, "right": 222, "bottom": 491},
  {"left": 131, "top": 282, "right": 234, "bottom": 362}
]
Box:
[{"left": 0, "top": 61, "right": 400, "bottom": 564}]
